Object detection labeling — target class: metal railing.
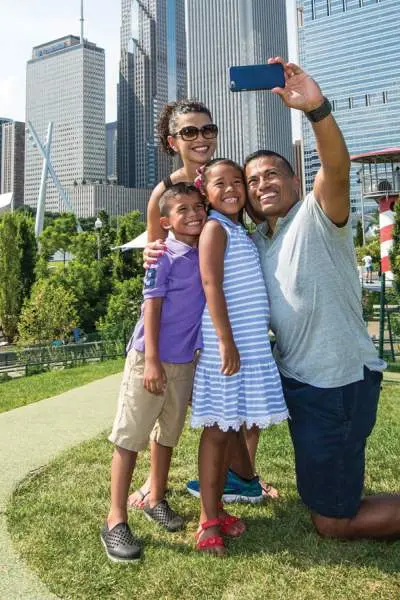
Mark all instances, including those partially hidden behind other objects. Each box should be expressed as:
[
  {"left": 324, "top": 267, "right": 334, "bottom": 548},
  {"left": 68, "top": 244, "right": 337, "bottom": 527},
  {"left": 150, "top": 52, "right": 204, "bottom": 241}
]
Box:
[{"left": 0, "top": 337, "right": 127, "bottom": 379}]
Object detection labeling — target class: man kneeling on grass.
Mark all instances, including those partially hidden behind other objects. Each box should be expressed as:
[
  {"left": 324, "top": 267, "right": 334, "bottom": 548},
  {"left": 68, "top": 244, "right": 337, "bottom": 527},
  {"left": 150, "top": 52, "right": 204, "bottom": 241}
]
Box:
[{"left": 101, "top": 183, "right": 207, "bottom": 562}]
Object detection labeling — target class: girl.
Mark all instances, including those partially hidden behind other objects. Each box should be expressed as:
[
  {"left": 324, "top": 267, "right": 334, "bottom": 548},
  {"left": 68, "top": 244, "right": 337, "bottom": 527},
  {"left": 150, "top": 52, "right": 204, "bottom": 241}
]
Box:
[{"left": 192, "top": 159, "right": 288, "bottom": 556}]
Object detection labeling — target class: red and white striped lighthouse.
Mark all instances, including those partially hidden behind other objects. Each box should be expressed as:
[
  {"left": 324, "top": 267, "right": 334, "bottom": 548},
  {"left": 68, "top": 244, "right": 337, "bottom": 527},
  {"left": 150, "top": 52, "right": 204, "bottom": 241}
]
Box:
[{"left": 351, "top": 147, "right": 400, "bottom": 282}]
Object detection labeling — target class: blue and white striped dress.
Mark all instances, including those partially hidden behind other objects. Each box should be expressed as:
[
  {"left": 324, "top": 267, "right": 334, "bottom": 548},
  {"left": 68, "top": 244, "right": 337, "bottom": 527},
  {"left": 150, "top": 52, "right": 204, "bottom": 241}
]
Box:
[{"left": 192, "top": 210, "right": 288, "bottom": 432}]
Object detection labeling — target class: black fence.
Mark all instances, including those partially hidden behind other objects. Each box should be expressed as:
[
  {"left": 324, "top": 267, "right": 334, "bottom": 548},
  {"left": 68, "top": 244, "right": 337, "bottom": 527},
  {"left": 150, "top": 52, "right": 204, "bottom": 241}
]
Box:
[{"left": 0, "top": 336, "right": 127, "bottom": 379}]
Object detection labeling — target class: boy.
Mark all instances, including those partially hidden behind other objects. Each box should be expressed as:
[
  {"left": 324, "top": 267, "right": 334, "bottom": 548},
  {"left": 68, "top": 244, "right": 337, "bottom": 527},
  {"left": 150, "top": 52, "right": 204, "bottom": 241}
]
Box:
[{"left": 101, "top": 183, "right": 207, "bottom": 562}]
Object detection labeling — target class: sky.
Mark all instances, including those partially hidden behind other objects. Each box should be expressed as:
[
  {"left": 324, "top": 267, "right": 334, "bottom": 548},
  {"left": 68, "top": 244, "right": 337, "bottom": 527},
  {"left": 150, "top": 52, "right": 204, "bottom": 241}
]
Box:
[{"left": 0, "top": 0, "right": 298, "bottom": 133}]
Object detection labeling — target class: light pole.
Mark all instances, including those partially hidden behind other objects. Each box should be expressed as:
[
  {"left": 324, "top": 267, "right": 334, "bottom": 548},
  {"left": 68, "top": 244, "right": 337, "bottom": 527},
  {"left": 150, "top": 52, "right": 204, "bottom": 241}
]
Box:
[
  {"left": 356, "top": 170, "right": 366, "bottom": 246},
  {"left": 94, "top": 217, "right": 102, "bottom": 260}
]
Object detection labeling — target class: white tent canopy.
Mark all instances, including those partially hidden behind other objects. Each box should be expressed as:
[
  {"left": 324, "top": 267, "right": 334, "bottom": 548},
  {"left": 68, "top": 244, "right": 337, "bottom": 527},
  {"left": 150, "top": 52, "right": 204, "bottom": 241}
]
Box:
[
  {"left": 112, "top": 230, "right": 148, "bottom": 251},
  {"left": 0, "top": 192, "right": 13, "bottom": 214}
]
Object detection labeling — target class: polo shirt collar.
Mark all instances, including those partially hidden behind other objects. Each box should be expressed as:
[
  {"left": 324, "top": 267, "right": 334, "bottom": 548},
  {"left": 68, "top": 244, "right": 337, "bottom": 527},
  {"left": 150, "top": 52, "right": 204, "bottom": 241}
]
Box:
[
  {"left": 256, "top": 200, "right": 301, "bottom": 239},
  {"left": 166, "top": 236, "right": 197, "bottom": 256}
]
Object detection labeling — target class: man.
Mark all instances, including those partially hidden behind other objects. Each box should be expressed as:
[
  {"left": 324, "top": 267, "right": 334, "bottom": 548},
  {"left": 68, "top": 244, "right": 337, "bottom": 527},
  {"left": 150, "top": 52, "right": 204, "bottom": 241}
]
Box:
[
  {"left": 243, "top": 57, "right": 400, "bottom": 540},
  {"left": 362, "top": 254, "right": 373, "bottom": 283}
]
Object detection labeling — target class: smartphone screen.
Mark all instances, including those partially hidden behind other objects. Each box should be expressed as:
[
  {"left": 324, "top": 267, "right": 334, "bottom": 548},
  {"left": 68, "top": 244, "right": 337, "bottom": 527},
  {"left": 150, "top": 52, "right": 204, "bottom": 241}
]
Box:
[{"left": 229, "top": 64, "right": 285, "bottom": 92}]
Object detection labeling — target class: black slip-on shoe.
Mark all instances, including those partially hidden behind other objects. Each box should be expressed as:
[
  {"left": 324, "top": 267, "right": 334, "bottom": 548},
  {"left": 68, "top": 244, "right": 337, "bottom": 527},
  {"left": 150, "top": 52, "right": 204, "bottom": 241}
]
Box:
[
  {"left": 144, "top": 499, "right": 184, "bottom": 532},
  {"left": 100, "top": 522, "right": 141, "bottom": 562}
]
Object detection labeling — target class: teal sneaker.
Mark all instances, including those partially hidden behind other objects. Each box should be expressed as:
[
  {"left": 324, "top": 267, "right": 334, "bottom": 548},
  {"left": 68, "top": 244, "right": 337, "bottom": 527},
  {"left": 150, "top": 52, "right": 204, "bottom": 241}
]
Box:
[{"left": 186, "top": 469, "right": 263, "bottom": 504}]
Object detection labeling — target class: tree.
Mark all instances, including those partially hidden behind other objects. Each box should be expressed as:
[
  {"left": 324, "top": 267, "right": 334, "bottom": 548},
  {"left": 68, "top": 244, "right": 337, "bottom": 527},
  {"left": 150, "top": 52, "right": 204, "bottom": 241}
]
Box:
[
  {"left": 0, "top": 214, "right": 22, "bottom": 341},
  {"left": 97, "top": 276, "right": 143, "bottom": 344},
  {"left": 16, "top": 213, "right": 37, "bottom": 299},
  {"left": 112, "top": 211, "right": 145, "bottom": 282},
  {"left": 38, "top": 213, "right": 77, "bottom": 266},
  {"left": 18, "top": 279, "right": 78, "bottom": 346},
  {"left": 57, "top": 259, "right": 113, "bottom": 332},
  {"left": 354, "top": 220, "right": 363, "bottom": 247}
]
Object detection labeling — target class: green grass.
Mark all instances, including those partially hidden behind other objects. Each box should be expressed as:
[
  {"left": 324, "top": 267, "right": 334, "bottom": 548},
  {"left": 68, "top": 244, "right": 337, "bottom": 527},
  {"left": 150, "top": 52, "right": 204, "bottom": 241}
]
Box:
[
  {"left": 0, "top": 358, "right": 124, "bottom": 414},
  {"left": 7, "top": 383, "right": 400, "bottom": 600}
]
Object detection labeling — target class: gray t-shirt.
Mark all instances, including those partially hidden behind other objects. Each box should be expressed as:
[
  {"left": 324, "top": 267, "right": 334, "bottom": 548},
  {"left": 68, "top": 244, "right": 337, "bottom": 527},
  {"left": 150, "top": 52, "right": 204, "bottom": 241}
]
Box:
[{"left": 252, "top": 192, "right": 385, "bottom": 388}]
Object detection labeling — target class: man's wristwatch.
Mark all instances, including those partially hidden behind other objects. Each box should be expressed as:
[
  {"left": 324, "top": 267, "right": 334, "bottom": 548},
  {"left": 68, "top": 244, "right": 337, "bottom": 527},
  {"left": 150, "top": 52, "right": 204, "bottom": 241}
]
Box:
[{"left": 305, "top": 97, "right": 332, "bottom": 123}]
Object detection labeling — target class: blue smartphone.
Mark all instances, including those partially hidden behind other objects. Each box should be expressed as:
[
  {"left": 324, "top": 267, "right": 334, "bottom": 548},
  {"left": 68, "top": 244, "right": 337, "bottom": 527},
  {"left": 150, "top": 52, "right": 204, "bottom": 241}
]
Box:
[{"left": 229, "top": 63, "right": 285, "bottom": 92}]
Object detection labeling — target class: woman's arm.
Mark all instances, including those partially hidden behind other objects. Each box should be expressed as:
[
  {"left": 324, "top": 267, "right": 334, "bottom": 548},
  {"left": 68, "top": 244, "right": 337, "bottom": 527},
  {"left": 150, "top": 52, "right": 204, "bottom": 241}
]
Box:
[
  {"left": 199, "top": 221, "right": 240, "bottom": 376},
  {"left": 147, "top": 181, "right": 168, "bottom": 242}
]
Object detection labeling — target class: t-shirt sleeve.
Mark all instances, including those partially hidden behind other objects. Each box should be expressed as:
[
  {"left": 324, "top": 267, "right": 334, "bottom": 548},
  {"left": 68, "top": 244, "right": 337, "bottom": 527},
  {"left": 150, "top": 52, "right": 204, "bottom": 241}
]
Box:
[
  {"left": 143, "top": 254, "right": 171, "bottom": 299},
  {"left": 305, "top": 191, "right": 352, "bottom": 240}
]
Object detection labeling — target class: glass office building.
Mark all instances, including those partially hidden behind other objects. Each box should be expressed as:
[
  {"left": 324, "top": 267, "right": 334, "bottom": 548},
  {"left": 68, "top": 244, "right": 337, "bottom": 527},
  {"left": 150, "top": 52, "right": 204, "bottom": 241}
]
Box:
[
  {"left": 297, "top": 0, "right": 400, "bottom": 218},
  {"left": 185, "top": 0, "right": 293, "bottom": 166}
]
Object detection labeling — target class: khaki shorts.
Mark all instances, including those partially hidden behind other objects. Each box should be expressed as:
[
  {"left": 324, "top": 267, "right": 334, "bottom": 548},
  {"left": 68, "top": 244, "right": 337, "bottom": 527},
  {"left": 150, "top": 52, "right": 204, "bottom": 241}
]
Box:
[{"left": 109, "top": 349, "right": 194, "bottom": 452}]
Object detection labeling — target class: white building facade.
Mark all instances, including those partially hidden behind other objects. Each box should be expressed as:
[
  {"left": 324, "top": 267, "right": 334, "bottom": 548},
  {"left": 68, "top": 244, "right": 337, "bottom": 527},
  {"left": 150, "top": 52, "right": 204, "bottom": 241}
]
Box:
[
  {"left": 185, "top": 0, "right": 293, "bottom": 166},
  {"left": 24, "top": 35, "right": 106, "bottom": 213},
  {"left": 69, "top": 183, "right": 151, "bottom": 220}
]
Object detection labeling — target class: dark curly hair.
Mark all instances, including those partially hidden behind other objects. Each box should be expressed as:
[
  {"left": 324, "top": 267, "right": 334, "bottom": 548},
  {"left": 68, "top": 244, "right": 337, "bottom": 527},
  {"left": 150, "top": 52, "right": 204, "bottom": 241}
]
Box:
[{"left": 157, "top": 100, "right": 213, "bottom": 156}]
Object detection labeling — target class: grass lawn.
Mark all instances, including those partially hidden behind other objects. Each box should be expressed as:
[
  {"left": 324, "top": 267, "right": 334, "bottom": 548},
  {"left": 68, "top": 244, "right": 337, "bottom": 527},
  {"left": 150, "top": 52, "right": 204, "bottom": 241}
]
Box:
[
  {"left": 7, "top": 382, "right": 400, "bottom": 600},
  {"left": 0, "top": 358, "right": 124, "bottom": 414}
]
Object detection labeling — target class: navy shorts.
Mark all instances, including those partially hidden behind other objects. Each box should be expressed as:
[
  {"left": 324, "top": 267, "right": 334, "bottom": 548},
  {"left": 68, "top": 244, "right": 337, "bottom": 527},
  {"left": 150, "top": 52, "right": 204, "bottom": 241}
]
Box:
[{"left": 281, "top": 367, "right": 382, "bottom": 519}]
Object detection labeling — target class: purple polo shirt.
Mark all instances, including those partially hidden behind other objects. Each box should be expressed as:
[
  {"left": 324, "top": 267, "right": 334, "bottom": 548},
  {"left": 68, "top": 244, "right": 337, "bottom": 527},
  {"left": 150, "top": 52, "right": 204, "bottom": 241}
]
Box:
[{"left": 127, "top": 237, "right": 205, "bottom": 363}]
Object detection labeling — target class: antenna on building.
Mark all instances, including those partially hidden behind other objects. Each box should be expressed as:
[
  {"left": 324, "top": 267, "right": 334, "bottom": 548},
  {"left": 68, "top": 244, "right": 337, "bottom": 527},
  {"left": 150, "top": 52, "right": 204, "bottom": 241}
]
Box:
[{"left": 80, "top": 0, "right": 84, "bottom": 44}]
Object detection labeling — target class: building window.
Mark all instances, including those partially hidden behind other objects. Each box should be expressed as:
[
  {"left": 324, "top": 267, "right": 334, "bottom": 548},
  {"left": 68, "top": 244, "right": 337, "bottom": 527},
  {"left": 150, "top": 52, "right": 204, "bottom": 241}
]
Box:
[
  {"left": 331, "top": 99, "right": 336, "bottom": 111},
  {"left": 342, "top": 0, "right": 347, "bottom": 10},
  {"left": 365, "top": 94, "right": 371, "bottom": 106},
  {"left": 348, "top": 97, "right": 354, "bottom": 109},
  {"left": 382, "top": 91, "right": 388, "bottom": 104},
  {"left": 311, "top": 0, "right": 316, "bottom": 19},
  {"left": 297, "top": 6, "right": 304, "bottom": 27},
  {"left": 327, "top": 0, "right": 331, "bottom": 16}
]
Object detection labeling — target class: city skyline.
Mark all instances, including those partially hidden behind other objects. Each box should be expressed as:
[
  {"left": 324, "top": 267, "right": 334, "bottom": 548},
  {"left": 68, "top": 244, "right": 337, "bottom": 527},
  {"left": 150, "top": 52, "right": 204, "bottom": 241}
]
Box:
[{"left": 0, "top": 1, "right": 298, "bottom": 135}]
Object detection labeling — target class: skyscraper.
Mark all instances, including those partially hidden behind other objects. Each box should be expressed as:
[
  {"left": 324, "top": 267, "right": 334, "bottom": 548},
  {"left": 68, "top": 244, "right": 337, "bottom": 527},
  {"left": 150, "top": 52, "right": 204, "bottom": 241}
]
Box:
[
  {"left": 167, "top": 0, "right": 187, "bottom": 101},
  {"left": 24, "top": 35, "right": 106, "bottom": 212},
  {"left": 118, "top": 0, "right": 186, "bottom": 188},
  {"left": 106, "top": 121, "right": 118, "bottom": 182},
  {"left": 297, "top": 0, "right": 400, "bottom": 217},
  {"left": 184, "top": 0, "right": 293, "bottom": 166},
  {"left": 1, "top": 121, "right": 25, "bottom": 209},
  {"left": 0, "top": 118, "right": 12, "bottom": 193}
]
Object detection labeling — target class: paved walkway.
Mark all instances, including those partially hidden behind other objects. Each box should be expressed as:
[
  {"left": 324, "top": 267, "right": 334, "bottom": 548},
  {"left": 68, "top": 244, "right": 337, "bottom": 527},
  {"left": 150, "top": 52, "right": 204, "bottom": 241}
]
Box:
[{"left": 0, "top": 372, "right": 122, "bottom": 600}]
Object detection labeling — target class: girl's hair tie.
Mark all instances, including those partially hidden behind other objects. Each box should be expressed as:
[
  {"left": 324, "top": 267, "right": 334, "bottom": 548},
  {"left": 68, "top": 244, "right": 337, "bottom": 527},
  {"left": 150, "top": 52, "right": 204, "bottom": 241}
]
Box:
[{"left": 194, "top": 166, "right": 206, "bottom": 195}]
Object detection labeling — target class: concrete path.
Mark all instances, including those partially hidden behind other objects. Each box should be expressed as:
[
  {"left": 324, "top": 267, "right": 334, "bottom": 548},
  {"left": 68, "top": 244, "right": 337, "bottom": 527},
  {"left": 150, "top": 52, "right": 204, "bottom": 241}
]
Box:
[
  {"left": 0, "top": 372, "right": 122, "bottom": 600},
  {"left": 383, "top": 370, "right": 400, "bottom": 383}
]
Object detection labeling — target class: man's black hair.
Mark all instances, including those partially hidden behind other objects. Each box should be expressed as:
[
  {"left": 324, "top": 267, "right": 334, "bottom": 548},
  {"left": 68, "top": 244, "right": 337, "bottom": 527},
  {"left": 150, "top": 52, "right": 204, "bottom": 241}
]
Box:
[{"left": 243, "top": 150, "right": 295, "bottom": 177}]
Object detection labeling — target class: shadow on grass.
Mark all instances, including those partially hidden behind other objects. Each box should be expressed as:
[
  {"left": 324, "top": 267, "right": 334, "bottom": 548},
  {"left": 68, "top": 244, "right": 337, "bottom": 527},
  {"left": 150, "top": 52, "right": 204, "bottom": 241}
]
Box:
[{"left": 135, "top": 497, "right": 400, "bottom": 576}]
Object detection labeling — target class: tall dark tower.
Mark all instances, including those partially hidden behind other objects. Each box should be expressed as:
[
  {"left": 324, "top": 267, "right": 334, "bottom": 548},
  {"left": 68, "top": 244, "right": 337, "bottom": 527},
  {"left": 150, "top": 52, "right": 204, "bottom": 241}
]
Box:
[{"left": 118, "top": 0, "right": 185, "bottom": 188}]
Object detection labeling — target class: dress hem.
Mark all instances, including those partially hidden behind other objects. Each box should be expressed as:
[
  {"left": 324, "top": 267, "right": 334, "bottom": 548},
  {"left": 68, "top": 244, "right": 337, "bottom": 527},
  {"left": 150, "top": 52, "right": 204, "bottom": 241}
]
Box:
[{"left": 191, "top": 411, "right": 288, "bottom": 432}]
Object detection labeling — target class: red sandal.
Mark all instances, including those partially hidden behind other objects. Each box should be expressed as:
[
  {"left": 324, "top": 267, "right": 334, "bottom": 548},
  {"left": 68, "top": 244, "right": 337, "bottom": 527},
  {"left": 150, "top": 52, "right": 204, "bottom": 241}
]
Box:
[
  {"left": 195, "top": 518, "right": 225, "bottom": 555},
  {"left": 217, "top": 501, "right": 246, "bottom": 537}
]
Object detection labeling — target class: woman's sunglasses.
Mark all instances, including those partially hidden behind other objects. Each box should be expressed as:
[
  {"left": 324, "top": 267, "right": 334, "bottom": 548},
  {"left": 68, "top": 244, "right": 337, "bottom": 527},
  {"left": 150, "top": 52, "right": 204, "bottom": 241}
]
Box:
[{"left": 171, "top": 124, "right": 219, "bottom": 141}]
